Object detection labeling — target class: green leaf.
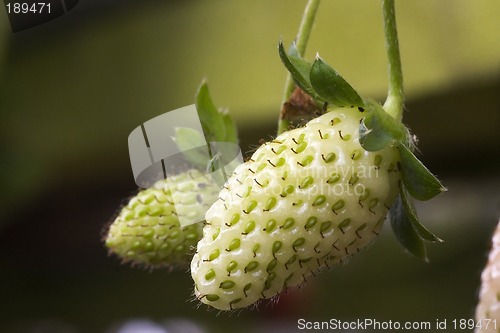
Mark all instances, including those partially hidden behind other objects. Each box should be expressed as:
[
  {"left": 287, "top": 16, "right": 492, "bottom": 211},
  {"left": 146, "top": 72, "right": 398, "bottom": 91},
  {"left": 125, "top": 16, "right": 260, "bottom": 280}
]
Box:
[
  {"left": 221, "top": 111, "right": 238, "bottom": 144},
  {"left": 400, "top": 185, "right": 443, "bottom": 243},
  {"left": 309, "top": 56, "right": 364, "bottom": 107},
  {"left": 278, "top": 41, "right": 321, "bottom": 101},
  {"left": 173, "top": 81, "right": 239, "bottom": 171},
  {"left": 398, "top": 143, "right": 446, "bottom": 201},
  {"left": 195, "top": 81, "right": 226, "bottom": 142},
  {"left": 195, "top": 81, "right": 239, "bottom": 146},
  {"left": 389, "top": 192, "right": 428, "bottom": 261},
  {"left": 359, "top": 100, "right": 406, "bottom": 151},
  {"left": 173, "top": 127, "right": 210, "bottom": 169},
  {"left": 359, "top": 120, "right": 393, "bottom": 152}
]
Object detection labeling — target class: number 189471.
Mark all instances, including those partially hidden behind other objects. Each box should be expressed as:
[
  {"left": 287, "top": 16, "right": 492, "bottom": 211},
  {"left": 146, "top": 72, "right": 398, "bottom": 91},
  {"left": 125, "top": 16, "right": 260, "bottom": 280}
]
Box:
[
  {"left": 452, "top": 319, "right": 496, "bottom": 330},
  {"left": 6, "top": 2, "right": 51, "bottom": 14}
]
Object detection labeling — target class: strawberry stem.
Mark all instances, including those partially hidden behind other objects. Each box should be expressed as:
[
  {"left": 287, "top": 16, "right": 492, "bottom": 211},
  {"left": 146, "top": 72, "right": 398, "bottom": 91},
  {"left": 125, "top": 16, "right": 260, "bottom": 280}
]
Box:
[
  {"left": 382, "top": 0, "right": 404, "bottom": 122},
  {"left": 282, "top": 0, "right": 320, "bottom": 102},
  {"left": 278, "top": 0, "right": 321, "bottom": 135}
]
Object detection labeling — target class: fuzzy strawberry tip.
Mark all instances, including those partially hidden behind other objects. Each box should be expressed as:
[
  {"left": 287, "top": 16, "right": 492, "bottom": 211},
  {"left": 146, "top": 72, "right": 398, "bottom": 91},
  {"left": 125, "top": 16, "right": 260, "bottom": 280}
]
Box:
[{"left": 105, "top": 169, "right": 220, "bottom": 269}]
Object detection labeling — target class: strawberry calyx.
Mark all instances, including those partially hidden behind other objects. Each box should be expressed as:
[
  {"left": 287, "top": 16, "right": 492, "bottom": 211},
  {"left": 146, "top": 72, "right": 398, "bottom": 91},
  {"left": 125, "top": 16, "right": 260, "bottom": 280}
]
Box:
[
  {"left": 195, "top": 81, "right": 239, "bottom": 146},
  {"left": 309, "top": 55, "right": 364, "bottom": 107},
  {"left": 278, "top": 39, "right": 445, "bottom": 260},
  {"left": 359, "top": 100, "right": 445, "bottom": 259},
  {"left": 173, "top": 81, "right": 239, "bottom": 172},
  {"left": 279, "top": 41, "right": 324, "bottom": 105},
  {"left": 359, "top": 98, "right": 406, "bottom": 151}
]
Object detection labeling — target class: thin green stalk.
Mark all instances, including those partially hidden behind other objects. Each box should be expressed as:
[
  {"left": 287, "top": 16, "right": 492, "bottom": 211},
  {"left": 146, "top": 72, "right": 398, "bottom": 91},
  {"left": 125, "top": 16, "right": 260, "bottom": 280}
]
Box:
[
  {"left": 382, "top": 0, "right": 404, "bottom": 121},
  {"left": 278, "top": 0, "right": 320, "bottom": 134},
  {"left": 282, "top": 0, "right": 321, "bottom": 102}
]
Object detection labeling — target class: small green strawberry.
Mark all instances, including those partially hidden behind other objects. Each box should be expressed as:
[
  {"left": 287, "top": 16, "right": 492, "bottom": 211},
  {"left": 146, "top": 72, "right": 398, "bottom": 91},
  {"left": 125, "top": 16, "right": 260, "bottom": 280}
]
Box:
[
  {"left": 104, "top": 80, "right": 240, "bottom": 269},
  {"left": 191, "top": 105, "right": 401, "bottom": 310},
  {"left": 105, "top": 169, "right": 221, "bottom": 269},
  {"left": 475, "top": 219, "right": 500, "bottom": 333}
]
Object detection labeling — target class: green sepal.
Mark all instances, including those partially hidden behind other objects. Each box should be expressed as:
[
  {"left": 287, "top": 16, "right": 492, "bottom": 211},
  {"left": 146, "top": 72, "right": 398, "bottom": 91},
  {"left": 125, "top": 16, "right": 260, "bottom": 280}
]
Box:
[
  {"left": 174, "top": 81, "right": 239, "bottom": 170},
  {"left": 359, "top": 100, "right": 406, "bottom": 151},
  {"left": 309, "top": 55, "right": 364, "bottom": 107},
  {"left": 173, "top": 127, "right": 210, "bottom": 169},
  {"left": 195, "top": 81, "right": 239, "bottom": 145},
  {"left": 221, "top": 111, "right": 238, "bottom": 145},
  {"left": 278, "top": 41, "right": 322, "bottom": 102},
  {"left": 400, "top": 184, "right": 443, "bottom": 243},
  {"left": 389, "top": 186, "right": 428, "bottom": 261},
  {"left": 398, "top": 143, "right": 446, "bottom": 201},
  {"left": 359, "top": 100, "right": 445, "bottom": 201},
  {"left": 195, "top": 81, "right": 226, "bottom": 143}
]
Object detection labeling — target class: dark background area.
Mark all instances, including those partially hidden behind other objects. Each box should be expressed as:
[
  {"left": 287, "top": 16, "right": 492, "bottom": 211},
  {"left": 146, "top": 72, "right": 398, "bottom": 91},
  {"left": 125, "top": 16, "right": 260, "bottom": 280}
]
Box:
[{"left": 0, "top": 1, "right": 499, "bottom": 332}]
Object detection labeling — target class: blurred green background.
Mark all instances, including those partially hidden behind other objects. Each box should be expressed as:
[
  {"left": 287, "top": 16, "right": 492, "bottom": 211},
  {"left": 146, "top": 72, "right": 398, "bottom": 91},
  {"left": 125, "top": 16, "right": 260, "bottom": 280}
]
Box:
[{"left": 0, "top": 0, "right": 499, "bottom": 332}]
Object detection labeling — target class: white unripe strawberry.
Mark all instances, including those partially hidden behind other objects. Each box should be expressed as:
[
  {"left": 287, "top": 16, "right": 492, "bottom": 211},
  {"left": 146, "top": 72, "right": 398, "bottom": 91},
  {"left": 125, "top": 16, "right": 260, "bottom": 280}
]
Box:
[
  {"left": 191, "top": 106, "right": 401, "bottom": 310},
  {"left": 105, "top": 169, "right": 220, "bottom": 269}
]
